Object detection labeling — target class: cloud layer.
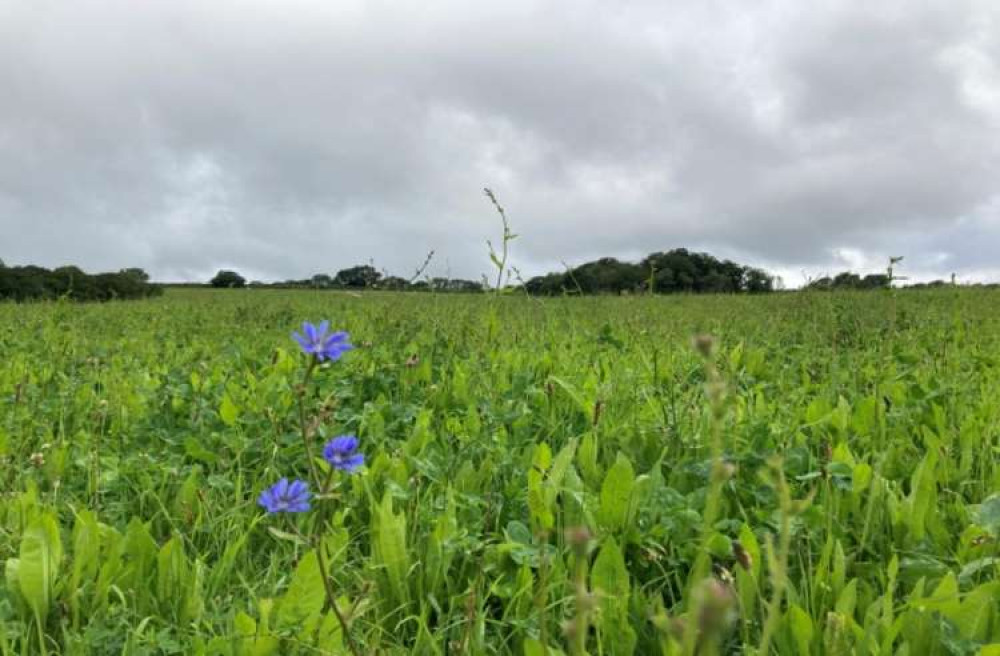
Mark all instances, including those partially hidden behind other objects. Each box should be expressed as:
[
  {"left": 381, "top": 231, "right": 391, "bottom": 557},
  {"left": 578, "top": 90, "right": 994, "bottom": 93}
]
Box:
[{"left": 2, "top": 0, "right": 998, "bottom": 284}]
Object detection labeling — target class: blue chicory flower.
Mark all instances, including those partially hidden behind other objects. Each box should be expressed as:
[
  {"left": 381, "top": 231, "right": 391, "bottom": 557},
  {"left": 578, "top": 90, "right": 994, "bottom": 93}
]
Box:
[
  {"left": 258, "top": 478, "right": 311, "bottom": 513},
  {"left": 292, "top": 320, "right": 353, "bottom": 362},
  {"left": 322, "top": 435, "right": 365, "bottom": 473}
]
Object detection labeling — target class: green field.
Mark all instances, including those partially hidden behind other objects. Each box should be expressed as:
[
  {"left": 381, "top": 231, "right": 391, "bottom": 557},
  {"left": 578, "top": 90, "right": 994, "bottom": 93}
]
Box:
[{"left": 2, "top": 288, "right": 999, "bottom": 655}]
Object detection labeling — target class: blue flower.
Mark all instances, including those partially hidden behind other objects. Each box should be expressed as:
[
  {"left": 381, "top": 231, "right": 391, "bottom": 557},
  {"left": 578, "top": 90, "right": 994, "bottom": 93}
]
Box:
[
  {"left": 292, "top": 321, "right": 353, "bottom": 362},
  {"left": 258, "top": 478, "right": 311, "bottom": 513},
  {"left": 323, "top": 435, "right": 365, "bottom": 473}
]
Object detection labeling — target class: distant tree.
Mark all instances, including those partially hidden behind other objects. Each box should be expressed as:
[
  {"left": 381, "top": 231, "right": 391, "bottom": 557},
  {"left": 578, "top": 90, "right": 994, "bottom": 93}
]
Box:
[
  {"left": 448, "top": 279, "right": 485, "bottom": 293},
  {"left": 807, "top": 271, "right": 892, "bottom": 292},
  {"left": 0, "top": 263, "right": 160, "bottom": 301},
  {"left": 310, "top": 273, "right": 334, "bottom": 289},
  {"left": 334, "top": 265, "right": 381, "bottom": 289},
  {"left": 859, "top": 274, "right": 890, "bottom": 290},
  {"left": 833, "top": 272, "right": 862, "bottom": 289},
  {"left": 524, "top": 272, "right": 568, "bottom": 295},
  {"left": 807, "top": 276, "right": 834, "bottom": 291},
  {"left": 210, "top": 270, "right": 246, "bottom": 288},
  {"left": 701, "top": 271, "right": 733, "bottom": 293},
  {"left": 743, "top": 268, "right": 774, "bottom": 293},
  {"left": 428, "top": 277, "right": 485, "bottom": 293},
  {"left": 120, "top": 267, "right": 151, "bottom": 282},
  {"left": 525, "top": 248, "right": 774, "bottom": 296},
  {"left": 379, "top": 276, "right": 410, "bottom": 291}
]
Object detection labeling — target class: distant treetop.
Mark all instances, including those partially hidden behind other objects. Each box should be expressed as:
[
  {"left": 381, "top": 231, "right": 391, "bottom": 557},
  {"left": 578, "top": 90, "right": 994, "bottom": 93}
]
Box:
[
  {"left": 209, "top": 270, "right": 247, "bottom": 288},
  {"left": 524, "top": 248, "right": 775, "bottom": 295},
  {"left": 0, "top": 265, "right": 161, "bottom": 302}
]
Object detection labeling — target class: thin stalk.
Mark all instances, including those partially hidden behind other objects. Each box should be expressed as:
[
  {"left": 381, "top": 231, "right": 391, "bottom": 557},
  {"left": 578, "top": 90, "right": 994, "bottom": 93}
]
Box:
[
  {"left": 535, "top": 530, "right": 551, "bottom": 650},
  {"left": 315, "top": 534, "right": 364, "bottom": 656},
  {"left": 757, "top": 466, "right": 793, "bottom": 655},
  {"left": 296, "top": 359, "right": 321, "bottom": 485},
  {"left": 294, "top": 356, "right": 362, "bottom": 656},
  {"left": 683, "top": 336, "right": 729, "bottom": 656}
]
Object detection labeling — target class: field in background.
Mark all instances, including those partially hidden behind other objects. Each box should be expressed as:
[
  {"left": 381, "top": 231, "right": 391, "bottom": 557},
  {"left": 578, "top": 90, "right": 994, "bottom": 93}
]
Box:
[{"left": 1, "top": 288, "right": 999, "bottom": 654}]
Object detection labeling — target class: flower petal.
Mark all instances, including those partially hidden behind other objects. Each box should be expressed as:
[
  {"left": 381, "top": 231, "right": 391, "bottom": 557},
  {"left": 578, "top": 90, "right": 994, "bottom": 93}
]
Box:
[
  {"left": 275, "top": 477, "right": 289, "bottom": 497},
  {"left": 292, "top": 332, "right": 310, "bottom": 350},
  {"left": 341, "top": 453, "right": 365, "bottom": 472}
]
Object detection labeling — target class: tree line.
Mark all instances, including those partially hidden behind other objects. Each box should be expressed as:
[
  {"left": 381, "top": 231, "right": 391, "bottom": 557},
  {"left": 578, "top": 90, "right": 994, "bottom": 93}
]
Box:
[
  {"left": 209, "top": 266, "right": 486, "bottom": 293},
  {"left": 210, "top": 250, "right": 776, "bottom": 296},
  {"left": 208, "top": 249, "right": 777, "bottom": 296},
  {"left": 6, "top": 253, "right": 981, "bottom": 303},
  {"left": 805, "top": 272, "right": 890, "bottom": 291},
  {"left": 524, "top": 249, "right": 775, "bottom": 295},
  {"left": 0, "top": 261, "right": 162, "bottom": 301}
]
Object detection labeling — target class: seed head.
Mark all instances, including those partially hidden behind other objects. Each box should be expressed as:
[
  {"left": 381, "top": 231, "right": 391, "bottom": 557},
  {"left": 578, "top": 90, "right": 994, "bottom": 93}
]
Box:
[
  {"left": 564, "top": 526, "right": 593, "bottom": 556},
  {"left": 732, "top": 540, "right": 753, "bottom": 571},
  {"left": 693, "top": 334, "right": 716, "bottom": 358}
]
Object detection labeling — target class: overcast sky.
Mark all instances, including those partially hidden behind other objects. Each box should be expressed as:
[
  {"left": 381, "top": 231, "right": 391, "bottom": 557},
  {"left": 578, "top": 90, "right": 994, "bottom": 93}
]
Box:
[{"left": 2, "top": 1, "right": 998, "bottom": 285}]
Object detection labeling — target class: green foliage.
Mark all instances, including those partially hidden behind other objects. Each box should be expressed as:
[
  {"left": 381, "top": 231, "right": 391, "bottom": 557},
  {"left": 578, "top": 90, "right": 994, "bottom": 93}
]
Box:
[
  {"left": 524, "top": 247, "right": 775, "bottom": 295},
  {"left": 0, "top": 287, "right": 998, "bottom": 653},
  {"left": 808, "top": 271, "right": 892, "bottom": 291},
  {"left": 0, "top": 264, "right": 161, "bottom": 301},
  {"left": 209, "top": 269, "right": 247, "bottom": 288}
]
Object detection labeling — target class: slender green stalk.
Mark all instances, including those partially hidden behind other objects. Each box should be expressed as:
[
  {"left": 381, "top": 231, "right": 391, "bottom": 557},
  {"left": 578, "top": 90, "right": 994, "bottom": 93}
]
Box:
[
  {"left": 314, "top": 534, "right": 364, "bottom": 656},
  {"left": 484, "top": 187, "right": 516, "bottom": 297},
  {"left": 757, "top": 463, "right": 793, "bottom": 656},
  {"left": 683, "top": 335, "right": 729, "bottom": 656},
  {"left": 294, "top": 357, "right": 363, "bottom": 656}
]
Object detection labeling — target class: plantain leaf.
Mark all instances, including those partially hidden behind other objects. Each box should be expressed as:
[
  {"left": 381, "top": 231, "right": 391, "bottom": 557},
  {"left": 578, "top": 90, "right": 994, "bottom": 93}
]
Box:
[
  {"left": 275, "top": 550, "right": 325, "bottom": 630},
  {"left": 591, "top": 536, "right": 629, "bottom": 599},
  {"left": 372, "top": 491, "right": 410, "bottom": 609},
  {"left": 219, "top": 394, "right": 239, "bottom": 427},
  {"left": 15, "top": 512, "right": 64, "bottom": 627},
  {"left": 598, "top": 454, "right": 635, "bottom": 534}
]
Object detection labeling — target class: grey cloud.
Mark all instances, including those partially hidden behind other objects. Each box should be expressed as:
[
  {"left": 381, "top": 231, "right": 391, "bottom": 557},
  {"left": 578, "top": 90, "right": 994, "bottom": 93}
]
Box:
[{"left": 1, "top": 0, "right": 998, "bottom": 283}]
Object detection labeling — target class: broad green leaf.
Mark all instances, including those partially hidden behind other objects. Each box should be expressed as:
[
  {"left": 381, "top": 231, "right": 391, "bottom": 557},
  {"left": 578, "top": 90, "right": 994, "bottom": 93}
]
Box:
[
  {"left": 547, "top": 375, "right": 591, "bottom": 418},
  {"left": 598, "top": 454, "right": 635, "bottom": 534},
  {"left": 591, "top": 538, "right": 637, "bottom": 656},
  {"left": 69, "top": 509, "right": 101, "bottom": 624},
  {"left": 835, "top": 579, "right": 858, "bottom": 619},
  {"left": 119, "top": 519, "right": 159, "bottom": 612},
  {"left": 786, "top": 604, "right": 814, "bottom": 655},
  {"left": 156, "top": 535, "right": 202, "bottom": 623},
  {"left": 953, "top": 583, "right": 997, "bottom": 642},
  {"left": 975, "top": 494, "right": 1000, "bottom": 536},
  {"left": 275, "top": 550, "right": 325, "bottom": 630},
  {"left": 903, "top": 451, "right": 938, "bottom": 544},
  {"left": 735, "top": 525, "right": 761, "bottom": 620},
  {"left": 591, "top": 537, "right": 629, "bottom": 599},
  {"left": 577, "top": 431, "right": 600, "bottom": 488},
  {"left": 14, "top": 512, "right": 64, "bottom": 625},
  {"left": 219, "top": 394, "right": 239, "bottom": 427},
  {"left": 372, "top": 491, "right": 410, "bottom": 608}
]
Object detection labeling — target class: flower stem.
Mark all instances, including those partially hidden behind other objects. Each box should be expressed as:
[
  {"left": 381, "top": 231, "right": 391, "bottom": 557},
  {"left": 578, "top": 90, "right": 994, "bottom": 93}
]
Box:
[
  {"left": 293, "top": 356, "right": 363, "bottom": 656},
  {"left": 314, "top": 534, "right": 364, "bottom": 656},
  {"left": 296, "top": 358, "right": 322, "bottom": 486}
]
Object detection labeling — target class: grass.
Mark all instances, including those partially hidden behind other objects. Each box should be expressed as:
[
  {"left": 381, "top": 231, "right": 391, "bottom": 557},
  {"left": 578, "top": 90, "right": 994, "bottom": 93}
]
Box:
[{"left": 1, "top": 287, "right": 999, "bottom": 654}]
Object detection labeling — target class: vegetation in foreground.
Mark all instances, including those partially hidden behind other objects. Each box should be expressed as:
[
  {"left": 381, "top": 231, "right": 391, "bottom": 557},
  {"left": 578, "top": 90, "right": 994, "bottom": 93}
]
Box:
[{"left": 1, "top": 288, "right": 999, "bottom": 654}]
